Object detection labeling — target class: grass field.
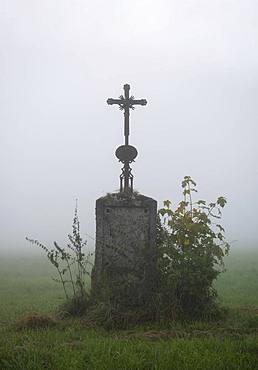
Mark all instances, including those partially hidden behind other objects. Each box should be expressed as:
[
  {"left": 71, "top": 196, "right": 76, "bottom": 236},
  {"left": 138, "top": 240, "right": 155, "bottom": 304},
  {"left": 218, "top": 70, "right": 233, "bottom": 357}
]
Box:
[{"left": 0, "top": 244, "right": 258, "bottom": 369}]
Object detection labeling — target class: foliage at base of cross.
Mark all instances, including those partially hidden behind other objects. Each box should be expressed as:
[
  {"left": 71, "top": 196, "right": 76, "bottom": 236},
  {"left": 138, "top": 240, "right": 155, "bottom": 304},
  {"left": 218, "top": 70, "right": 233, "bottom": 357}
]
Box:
[
  {"left": 155, "top": 176, "right": 229, "bottom": 319},
  {"left": 27, "top": 176, "right": 229, "bottom": 326}
]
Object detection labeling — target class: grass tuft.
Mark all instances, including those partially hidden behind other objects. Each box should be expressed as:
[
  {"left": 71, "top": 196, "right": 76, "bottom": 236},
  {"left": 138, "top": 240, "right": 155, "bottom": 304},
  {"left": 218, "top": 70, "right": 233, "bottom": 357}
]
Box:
[
  {"left": 14, "top": 313, "right": 57, "bottom": 331},
  {"left": 57, "top": 294, "right": 90, "bottom": 319}
]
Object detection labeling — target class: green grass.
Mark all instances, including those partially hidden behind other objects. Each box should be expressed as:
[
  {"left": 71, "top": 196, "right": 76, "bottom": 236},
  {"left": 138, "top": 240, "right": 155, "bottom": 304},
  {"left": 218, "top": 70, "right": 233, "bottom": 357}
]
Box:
[
  {"left": 0, "top": 245, "right": 258, "bottom": 369},
  {"left": 0, "top": 253, "right": 63, "bottom": 322},
  {"left": 1, "top": 328, "right": 257, "bottom": 370},
  {"left": 215, "top": 245, "right": 258, "bottom": 306}
]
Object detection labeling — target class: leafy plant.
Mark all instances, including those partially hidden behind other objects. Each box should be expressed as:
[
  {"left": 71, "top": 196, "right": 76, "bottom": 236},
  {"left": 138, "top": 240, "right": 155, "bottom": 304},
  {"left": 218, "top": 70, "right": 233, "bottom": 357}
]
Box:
[
  {"left": 26, "top": 202, "right": 93, "bottom": 304},
  {"left": 157, "top": 176, "right": 230, "bottom": 318}
]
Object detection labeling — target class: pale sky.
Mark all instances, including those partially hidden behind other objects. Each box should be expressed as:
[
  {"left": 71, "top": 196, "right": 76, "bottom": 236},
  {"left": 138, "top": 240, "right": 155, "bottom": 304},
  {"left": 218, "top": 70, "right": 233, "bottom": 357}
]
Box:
[{"left": 1, "top": 0, "right": 257, "bottom": 250}]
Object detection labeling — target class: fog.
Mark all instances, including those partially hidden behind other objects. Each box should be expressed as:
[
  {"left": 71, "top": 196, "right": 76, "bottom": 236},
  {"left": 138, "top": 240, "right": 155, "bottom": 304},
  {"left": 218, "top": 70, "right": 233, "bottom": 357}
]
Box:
[{"left": 1, "top": 0, "right": 257, "bottom": 252}]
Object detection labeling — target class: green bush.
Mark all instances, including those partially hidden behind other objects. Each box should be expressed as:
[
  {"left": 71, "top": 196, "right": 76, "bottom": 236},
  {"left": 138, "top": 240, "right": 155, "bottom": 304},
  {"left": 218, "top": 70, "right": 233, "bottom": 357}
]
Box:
[{"left": 156, "top": 176, "right": 230, "bottom": 319}]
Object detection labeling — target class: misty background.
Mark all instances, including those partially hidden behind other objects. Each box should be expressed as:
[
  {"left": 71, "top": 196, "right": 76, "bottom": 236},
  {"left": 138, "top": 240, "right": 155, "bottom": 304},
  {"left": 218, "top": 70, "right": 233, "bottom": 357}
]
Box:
[{"left": 1, "top": 0, "right": 257, "bottom": 252}]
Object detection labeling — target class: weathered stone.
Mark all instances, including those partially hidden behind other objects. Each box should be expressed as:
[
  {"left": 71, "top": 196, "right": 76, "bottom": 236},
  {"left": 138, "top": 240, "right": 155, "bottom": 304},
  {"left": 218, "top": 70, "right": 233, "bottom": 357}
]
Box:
[{"left": 91, "top": 191, "right": 157, "bottom": 307}]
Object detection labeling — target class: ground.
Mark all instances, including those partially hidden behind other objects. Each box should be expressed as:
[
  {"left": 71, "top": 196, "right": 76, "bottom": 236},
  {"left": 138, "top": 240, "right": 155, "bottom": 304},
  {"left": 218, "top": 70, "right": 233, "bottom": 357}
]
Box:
[{"left": 0, "top": 244, "right": 258, "bottom": 369}]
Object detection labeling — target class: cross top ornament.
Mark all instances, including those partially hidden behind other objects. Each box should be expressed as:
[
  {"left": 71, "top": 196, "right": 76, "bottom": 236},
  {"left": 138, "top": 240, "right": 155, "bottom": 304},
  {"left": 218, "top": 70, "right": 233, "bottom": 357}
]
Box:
[{"left": 107, "top": 84, "right": 147, "bottom": 193}]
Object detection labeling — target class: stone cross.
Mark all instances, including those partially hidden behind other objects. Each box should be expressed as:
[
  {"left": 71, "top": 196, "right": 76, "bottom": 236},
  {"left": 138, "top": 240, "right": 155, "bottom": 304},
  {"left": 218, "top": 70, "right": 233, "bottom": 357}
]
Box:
[{"left": 107, "top": 84, "right": 147, "bottom": 146}]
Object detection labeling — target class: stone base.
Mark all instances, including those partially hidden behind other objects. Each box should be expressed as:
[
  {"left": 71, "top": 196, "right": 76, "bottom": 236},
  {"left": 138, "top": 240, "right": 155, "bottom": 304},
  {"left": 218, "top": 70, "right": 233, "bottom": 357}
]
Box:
[{"left": 91, "top": 191, "right": 157, "bottom": 307}]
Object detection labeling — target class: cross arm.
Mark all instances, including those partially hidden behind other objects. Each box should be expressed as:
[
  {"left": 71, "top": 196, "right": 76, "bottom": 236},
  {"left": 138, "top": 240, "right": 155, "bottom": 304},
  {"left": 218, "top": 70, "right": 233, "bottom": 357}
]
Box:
[
  {"left": 107, "top": 98, "right": 123, "bottom": 105},
  {"left": 131, "top": 99, "right": 147, "bottom": 106}
]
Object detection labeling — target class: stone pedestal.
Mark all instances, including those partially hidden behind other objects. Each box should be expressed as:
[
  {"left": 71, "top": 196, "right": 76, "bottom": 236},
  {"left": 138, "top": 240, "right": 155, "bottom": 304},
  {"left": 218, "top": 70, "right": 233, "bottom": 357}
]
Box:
[{"left": 91, "top": 192, "right": 157, "bottom": 308}]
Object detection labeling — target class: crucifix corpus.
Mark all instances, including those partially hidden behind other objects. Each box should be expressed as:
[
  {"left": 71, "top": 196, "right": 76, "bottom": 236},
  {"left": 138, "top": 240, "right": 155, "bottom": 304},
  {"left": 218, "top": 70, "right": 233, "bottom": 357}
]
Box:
[{"left": 107, "top": 84, "right": 147, "bottom": 192}]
